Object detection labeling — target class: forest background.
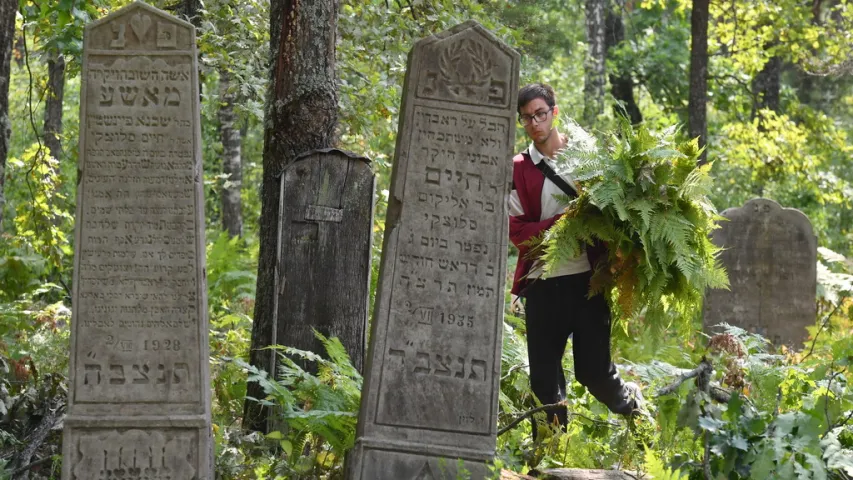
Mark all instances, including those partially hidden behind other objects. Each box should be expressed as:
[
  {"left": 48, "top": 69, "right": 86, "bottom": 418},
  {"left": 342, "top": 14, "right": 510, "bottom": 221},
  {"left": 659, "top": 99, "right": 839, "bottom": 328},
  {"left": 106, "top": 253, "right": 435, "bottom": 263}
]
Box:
[{"left": 1, "top": 0, "right": 853, "bottom": 478}]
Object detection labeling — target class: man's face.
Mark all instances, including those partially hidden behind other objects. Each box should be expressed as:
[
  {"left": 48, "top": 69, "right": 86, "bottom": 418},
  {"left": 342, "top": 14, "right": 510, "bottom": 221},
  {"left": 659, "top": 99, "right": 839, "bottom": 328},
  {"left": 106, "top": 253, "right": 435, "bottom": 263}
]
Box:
[{"left": 519, "top": 98, "right": 555, "bottom": 145}]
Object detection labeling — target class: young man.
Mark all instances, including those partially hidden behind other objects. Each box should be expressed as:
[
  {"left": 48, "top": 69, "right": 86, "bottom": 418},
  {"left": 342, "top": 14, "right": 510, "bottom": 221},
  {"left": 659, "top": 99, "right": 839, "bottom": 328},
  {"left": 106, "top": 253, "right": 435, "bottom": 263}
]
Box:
[{"left": 508, "top": 83, "right": 641, "bottom": 435}]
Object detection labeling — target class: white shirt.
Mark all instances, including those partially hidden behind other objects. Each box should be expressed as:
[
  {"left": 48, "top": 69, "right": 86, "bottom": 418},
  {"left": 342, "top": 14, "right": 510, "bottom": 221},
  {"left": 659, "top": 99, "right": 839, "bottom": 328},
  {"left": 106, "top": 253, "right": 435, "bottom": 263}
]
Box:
[{"left": 508, "top": 143, "right": 591, "bottom": 279}]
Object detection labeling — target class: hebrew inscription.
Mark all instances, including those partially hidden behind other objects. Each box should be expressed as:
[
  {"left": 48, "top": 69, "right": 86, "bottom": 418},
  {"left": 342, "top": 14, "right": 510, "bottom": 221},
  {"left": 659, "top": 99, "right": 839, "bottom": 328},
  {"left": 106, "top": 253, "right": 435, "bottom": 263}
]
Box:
[
  {"left": 369, "top": 103, "right": 510, "bottom": 435},
  {"left": 74, "top": 53, "right": 200, "bottom": 405}
]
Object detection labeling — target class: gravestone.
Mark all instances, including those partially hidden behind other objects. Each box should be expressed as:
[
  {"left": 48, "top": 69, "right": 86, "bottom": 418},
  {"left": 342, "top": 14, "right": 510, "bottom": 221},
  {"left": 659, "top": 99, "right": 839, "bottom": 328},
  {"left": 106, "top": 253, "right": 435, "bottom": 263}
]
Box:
[
  {"left": 271, "top": 149, "right": 374, "bottom": 379},
  {"left": 348, "top": 21, "right": 519, "bottom": 479},
  {"left": 62, "top": 3, "right": 211, "bottom": 479},
  {"left": 703, "top": 198, "right": 817, "bottom": 346}
]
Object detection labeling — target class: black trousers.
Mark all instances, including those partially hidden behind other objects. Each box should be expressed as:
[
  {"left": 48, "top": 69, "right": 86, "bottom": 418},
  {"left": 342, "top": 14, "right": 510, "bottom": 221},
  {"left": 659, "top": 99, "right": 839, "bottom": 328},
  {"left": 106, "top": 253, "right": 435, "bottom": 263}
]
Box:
[{"left": 524, "top": 272, "right": 634, "bottom": 435}]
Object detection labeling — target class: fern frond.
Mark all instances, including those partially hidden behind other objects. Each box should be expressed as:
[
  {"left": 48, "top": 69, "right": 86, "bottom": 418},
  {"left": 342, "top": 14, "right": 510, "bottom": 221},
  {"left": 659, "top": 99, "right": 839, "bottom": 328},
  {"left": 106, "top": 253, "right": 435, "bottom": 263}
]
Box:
[{"left": 545, "top": 121, "right": 728, "bottom": 333}]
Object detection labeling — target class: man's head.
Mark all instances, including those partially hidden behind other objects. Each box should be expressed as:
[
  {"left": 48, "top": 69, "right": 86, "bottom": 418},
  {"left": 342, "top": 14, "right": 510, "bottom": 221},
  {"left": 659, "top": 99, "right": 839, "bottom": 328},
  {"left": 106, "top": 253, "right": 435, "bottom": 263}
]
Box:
[{"left": 517, "top": 83, "right": 558, "bottom": 145}]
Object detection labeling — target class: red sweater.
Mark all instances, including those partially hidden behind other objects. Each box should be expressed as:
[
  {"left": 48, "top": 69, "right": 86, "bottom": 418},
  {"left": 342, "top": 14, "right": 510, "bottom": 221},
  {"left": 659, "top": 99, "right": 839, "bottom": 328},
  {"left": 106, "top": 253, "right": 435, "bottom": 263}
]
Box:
[{"left": 509, "top": 152, "right": 559, "bottom": 295}]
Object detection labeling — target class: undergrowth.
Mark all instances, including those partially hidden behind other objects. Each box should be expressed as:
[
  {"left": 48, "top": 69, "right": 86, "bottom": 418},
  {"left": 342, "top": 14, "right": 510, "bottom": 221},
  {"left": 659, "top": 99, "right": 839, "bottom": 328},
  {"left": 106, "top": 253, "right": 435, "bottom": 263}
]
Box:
[{"left": 2, "top": 227, "right": 853, "bottom": 480}]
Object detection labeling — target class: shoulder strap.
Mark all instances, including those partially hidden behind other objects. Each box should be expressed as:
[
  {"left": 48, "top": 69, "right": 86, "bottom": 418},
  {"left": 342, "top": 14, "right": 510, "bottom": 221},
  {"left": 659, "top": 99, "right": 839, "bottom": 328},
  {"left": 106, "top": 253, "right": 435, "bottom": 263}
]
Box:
[{"left": 527, "top": 151, "right": 577, "bottom": 199}]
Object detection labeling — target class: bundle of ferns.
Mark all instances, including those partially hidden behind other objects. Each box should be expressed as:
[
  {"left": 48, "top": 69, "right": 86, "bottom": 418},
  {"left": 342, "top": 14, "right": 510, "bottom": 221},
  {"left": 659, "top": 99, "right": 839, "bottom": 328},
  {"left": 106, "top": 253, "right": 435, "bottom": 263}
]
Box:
[{"left": 538, "top": 119, "right": 729, "bottom": 333}]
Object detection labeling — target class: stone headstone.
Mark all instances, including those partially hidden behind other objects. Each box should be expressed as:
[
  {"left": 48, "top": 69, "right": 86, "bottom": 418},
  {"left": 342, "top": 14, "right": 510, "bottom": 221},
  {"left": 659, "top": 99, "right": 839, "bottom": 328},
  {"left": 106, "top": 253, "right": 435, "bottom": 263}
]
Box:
[
  {"left": 271, "top": 149, "right": 374, "bottom": 378},
  {"left": 348, "top": 21, "right": 519, "bottom": 479},
  {"left": 62, "top": 3, "right": 211, "bottom": 479},
  {"left": 703, "top": 198, "right": 817, "bottom": 346}
]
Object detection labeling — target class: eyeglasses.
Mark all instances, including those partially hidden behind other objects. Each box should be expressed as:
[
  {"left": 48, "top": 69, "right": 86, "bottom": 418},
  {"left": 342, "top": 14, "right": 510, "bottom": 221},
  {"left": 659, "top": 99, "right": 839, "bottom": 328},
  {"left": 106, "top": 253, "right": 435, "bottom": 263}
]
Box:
[{"left": 518, "top": 108, "right": 553, "bottom": 126}]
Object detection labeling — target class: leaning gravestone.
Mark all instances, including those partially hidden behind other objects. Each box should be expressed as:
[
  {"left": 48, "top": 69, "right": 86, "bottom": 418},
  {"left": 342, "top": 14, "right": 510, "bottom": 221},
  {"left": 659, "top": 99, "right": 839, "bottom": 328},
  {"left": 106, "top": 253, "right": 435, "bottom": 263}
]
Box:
[
  {"left": 703, "top": 198, "right": 817, "bottom": 346},
  {"left": 271, "top": 149, "right": 374, "bottom": 378},
  {"left": 62, "top": 3, "right": 211, "bottom": 479},
  {"left": 348, "top": 21, "right": 518, "bottom": 479}
]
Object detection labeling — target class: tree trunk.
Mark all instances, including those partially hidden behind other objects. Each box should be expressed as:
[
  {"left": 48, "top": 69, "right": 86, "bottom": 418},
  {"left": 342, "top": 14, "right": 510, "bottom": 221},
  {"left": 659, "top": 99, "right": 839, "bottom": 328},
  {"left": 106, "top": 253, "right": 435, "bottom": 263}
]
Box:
[
  {"left": 583, "top": 0, "right": 607, "bottom": 126},
  {"left": 605, "top": 4, "right": 642, "bottom": 125},
  {"left": 688, "top": 0, "right": 710, "bottom": 165},
  {"left": 244, "top": 0, "right": 338, "bottom": 433},
  {"left": 751, "top": 55, "right": 781, "bottom": 119},
  {"left": 0, "top": 0, "right": 17, "bottom": 230},
  {"left": 43, "top": 55, "right": 65, "bottom": 162},
  {"left": 218, "top": 68, "right": 243, "bottom": 238},
  {"left": 179, "top": 0, "right": 202, "bottom": 26}
]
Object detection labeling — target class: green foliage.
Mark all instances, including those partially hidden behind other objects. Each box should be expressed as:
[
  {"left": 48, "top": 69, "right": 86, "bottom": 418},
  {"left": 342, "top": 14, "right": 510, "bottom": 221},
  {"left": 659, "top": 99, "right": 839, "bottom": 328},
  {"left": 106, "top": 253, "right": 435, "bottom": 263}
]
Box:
[
  {"left": 6, "top": 146, "right": 73, "bottom": 271},
  {"left": 198, "top": 0, "right": 268, "bottom": 122},
  {"left": 206, "top": 230, "right": 258, "bottom": 312},
  {"left": 538, "top": 119, "right": 728, "bottom": 335},
  {"left": 18, "top": 0, "right": 107, "bottom": 71},
  {"left": 235, "top": 331, "right": 362, "bottom": 478},
  {"left": 643, "top": 447, "right": 687, "bottom": 480},
  {"left": 712, "top": 106, "right": 853, "bottom": 256}
]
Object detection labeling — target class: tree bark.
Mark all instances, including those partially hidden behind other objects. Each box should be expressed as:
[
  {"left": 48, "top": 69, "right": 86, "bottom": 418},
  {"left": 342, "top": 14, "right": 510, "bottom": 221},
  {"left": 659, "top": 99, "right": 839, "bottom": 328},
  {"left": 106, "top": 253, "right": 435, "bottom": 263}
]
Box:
[
  {"left": 583, "top": 0, "right": 607, "bottom": 126},
  {"left": 244, "top": 0, "right": 338, "bottom": 433},
  {"left": 179, "top": 0, "right": 202, "bottom": 26},
  {"left": 218, "top": 68, "right": 243, "bottom": 238},
  {"left": 43, "top": 55, "right": 65, "bottom": 162},
  {"left": 605, "top": 3, "right": 642, "bottom": 125},
  {"left": 751, "top": 55, "right": 781, "bottom": 119},
  {"left": 688, "top": 0, "right": 710, "bottom": 165},
  {"left": 0, "top": 0, "right": 17, "bottom": 230}
]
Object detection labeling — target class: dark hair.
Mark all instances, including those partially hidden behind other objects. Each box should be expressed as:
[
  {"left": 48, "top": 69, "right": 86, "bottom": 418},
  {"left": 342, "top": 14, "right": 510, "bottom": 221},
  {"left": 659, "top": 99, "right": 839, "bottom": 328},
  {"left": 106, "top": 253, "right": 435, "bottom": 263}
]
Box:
[{"left": 517, "top": 83, "right": 556, "bottom": 113}]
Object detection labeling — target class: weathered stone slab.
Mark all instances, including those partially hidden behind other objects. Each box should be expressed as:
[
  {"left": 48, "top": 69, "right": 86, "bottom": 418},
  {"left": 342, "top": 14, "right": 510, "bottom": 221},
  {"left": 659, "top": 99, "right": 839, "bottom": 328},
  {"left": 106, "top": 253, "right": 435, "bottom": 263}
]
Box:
[
  {"left": 271, "top": 149, "right": 374, "bottom": 377},
  {"left": 348, "top": 21, "right": 519, "bottom": 479},
  {"left": 63, "top": 2, "right": 211, "bottom": 478},
  {"left": 541, "top": 469, "right": 637, "bottom": 480},
  {"left": 703, "top": 198, "right": 817, "bottom": 346}
]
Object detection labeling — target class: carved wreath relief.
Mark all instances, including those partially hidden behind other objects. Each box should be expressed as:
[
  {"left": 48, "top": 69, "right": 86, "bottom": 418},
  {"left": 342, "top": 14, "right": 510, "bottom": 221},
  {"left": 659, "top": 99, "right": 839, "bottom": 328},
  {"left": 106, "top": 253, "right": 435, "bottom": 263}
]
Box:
[{"left": 418, "top": 37, "right": 508, "bottom": 106}]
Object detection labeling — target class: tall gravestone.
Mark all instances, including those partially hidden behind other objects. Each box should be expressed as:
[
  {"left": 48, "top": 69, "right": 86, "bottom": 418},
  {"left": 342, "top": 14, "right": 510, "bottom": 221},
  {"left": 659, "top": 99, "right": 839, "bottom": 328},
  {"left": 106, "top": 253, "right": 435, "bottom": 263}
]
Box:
[
  {"left": 63, "top": 3, "right": 211, "bottom": 479},
  {"left": 271, "top": 149, "right": 374, "bottom": 379},
  {"left": 348, "top": 22, "right": 518, "bottom": 479},
  {"left": 703, "top": 198, "right": 817, "bottom": 346}
]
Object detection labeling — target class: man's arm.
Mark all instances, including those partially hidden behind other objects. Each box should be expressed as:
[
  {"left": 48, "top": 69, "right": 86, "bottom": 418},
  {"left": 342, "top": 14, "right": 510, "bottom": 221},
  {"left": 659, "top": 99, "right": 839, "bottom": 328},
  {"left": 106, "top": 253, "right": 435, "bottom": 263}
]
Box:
[
  {"left": 507, "top": 186, "right": 561, "bottom": 249},
  {"left": 509, "top": 215, "right": 561, "bottom": 248}
]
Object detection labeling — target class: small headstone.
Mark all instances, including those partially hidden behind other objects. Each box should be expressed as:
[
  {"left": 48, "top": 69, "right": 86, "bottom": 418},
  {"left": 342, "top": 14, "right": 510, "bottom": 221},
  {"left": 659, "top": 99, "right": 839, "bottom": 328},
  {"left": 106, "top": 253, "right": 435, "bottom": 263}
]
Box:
[
  {"left": 703, "top": 198, "right": 817, "bottom": 346},
  {"left": 63, "top": 3, "right": 211, "bottom": 479},
  {"left": 348, "top": 21, "right": 519, "bottom": 479},
  {"left": 272, "top": 149, "right": 374, "bottom": 377}
]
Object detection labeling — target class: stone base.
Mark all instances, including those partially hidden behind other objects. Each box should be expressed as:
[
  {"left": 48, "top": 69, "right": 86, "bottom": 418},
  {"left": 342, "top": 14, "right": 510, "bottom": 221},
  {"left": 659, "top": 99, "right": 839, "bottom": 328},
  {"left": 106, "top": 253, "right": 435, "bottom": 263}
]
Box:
[
  {"left": 346, "top": 438, "right": 493, "bottom": 479},
  {"left": 62, "top": 416, "right": 212, "bottom": 480}
]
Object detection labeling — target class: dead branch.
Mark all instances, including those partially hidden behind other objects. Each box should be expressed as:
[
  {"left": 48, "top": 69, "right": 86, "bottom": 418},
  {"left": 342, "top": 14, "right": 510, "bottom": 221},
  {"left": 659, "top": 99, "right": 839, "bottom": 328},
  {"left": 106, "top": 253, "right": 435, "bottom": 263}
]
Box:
[
  {"left": 497, "top": 401, "right": 619, "bottom": 437},
  {"left": 656, "top": 359, "right": 713, "bottom": 397}
]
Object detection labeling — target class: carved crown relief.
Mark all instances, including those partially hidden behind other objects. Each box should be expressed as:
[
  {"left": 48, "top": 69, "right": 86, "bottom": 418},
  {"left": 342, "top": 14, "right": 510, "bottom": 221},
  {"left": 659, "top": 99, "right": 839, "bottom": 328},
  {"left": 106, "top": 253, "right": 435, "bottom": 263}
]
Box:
[{"left": 416, "top": 29, "right": 514, "bottom": 108}]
